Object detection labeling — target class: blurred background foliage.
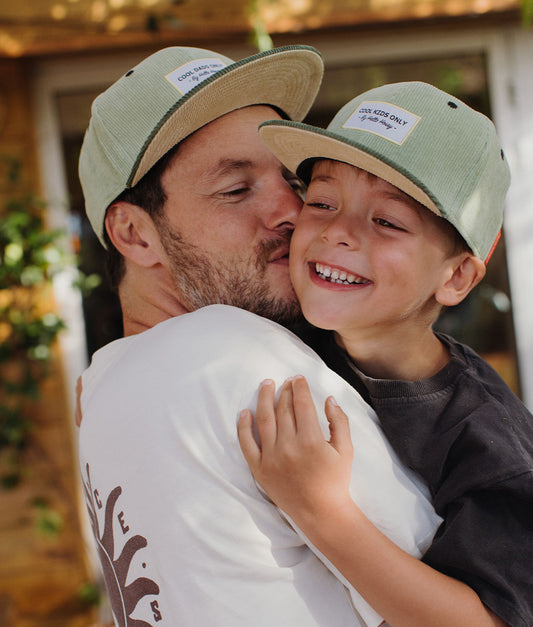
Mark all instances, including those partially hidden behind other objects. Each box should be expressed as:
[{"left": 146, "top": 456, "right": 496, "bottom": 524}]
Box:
[
  {"left": 0, "top": 158, "right": 99, "bottom": 493},
  {"left": 523, "top": 0, "right": 533, "bottom": 23}
]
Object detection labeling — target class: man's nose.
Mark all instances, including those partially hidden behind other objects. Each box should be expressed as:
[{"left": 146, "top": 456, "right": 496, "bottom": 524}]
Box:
[{"left": 262, "top": 180, "right": 303, "bottom": 231}]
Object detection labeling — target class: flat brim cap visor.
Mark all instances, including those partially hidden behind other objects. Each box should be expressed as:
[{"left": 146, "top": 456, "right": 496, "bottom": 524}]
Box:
[
  {"left": 259, "top": 81, "right": 510, "bottom": 261},
  {"left": 79, "top": 45, "right": 323, "bottom": 246},
  {"left": 259, "top": 121, "right": 440, "bottom": 215}
]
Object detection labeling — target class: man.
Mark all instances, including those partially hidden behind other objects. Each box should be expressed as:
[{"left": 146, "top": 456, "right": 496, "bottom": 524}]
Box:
[{"left": 77, "top": 45, "right": 440, "bottom": 626}]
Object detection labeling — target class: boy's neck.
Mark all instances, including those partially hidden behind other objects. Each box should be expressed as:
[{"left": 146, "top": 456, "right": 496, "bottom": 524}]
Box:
[{"left": 335, "top": 327, "right": 451, "bottom": 382}]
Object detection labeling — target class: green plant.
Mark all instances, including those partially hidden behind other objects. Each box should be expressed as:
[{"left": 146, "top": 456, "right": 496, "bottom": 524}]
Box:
[
  {"left": 77, "top": 581, "right": 102, "bottom": 607},
  {"left": 0, "top": 188, "right": 68, "bottom": 486},
  {"left": 31, "top": 496, "right": 64, "bottom": 535},
  {"left": 523, "top": 0, "right": 533, "bottom": 26},
  {"left": 0, "top": 173, "right": 99, "bottom": 489},
  {"left": 248, "top": 0, "right": 273, "bottom": 51}
]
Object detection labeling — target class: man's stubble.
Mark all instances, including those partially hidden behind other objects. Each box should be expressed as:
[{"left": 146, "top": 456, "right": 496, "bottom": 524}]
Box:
[{"left": 157, "top": 220, "right": 302, "bottom": 326}]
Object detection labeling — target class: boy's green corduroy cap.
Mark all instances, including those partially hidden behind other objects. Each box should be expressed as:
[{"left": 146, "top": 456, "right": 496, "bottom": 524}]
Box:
[
  {"left": 79, "top": 45, "right": 323, "bottom": 246},
  {"left": 259, "top": 81, "right": 511, "bottom": 262}
]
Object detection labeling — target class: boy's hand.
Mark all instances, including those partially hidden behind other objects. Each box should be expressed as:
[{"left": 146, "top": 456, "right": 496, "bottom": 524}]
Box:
[{"left": 238, "top": 375, "right": 354, "bottom": 520}]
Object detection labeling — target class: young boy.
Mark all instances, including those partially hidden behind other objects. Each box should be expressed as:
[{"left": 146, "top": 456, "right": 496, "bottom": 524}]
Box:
[{"left": 238, "top": 82, "right": 532, "bottom": 627}]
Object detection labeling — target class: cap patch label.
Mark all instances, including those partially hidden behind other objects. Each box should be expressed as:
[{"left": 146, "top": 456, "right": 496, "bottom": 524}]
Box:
[
  {"left": 166, "top": 58, "right": 227, "bottom": 95},
  {"left": 343, "top": 101, "right": 420, "bottom": 144}
]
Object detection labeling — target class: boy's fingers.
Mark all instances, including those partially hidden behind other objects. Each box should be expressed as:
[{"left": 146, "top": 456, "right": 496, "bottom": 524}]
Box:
[
  {"left": 291, "top": 375, "right": 321, "bottom": 437},
  {"left": 254, "top": 379, "right": 277, "bottom": 448},
  {"left": 276, "top": 378, "right": 297, "bottom": 439},
  {"left": 325, "top": 396, "right": 353, "bottom": 456},
  {"left": 237, "top": 409, "right": 261, "bottom": 469}
]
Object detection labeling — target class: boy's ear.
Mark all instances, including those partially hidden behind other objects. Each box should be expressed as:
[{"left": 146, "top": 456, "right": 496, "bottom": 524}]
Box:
[
  {"left": 104, "top": 202, "right": 165, "bottom": 267},
  {"left": 436, "top": 254, "right": 486, "bottom": 307}
]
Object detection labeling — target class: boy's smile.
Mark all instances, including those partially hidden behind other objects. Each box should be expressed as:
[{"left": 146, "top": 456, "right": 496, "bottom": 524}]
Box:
[{"left": 313, "top": 262, "right": 370, "bottom": 286}]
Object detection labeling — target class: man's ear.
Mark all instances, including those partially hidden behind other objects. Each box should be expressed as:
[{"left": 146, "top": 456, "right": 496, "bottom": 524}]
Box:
[
  {"left": 105, "top": 202, "right": 165, "bottom": 267},
  {"left": 436, "top": 254, "right": 486, "bottom": 307}
]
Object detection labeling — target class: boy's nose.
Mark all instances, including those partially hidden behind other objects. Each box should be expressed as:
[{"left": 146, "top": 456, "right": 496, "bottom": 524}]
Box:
[{"left": 321, "top": 213, "right": 360, "bottom": 249}]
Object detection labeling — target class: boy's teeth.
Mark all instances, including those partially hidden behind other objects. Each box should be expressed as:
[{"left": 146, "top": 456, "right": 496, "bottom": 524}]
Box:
[{"left": 315, "top": 262, "right": 366, "bottom": 285}]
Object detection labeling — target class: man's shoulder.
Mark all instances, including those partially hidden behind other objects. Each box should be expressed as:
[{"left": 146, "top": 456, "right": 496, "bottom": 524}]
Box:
[
  {"left": 81, "top": 305, "right": 377, "bottom": 427},
  {"left": 159, "top": 305, "right": 288, "bottom": 335},
  {"left": 84, "top": 305, "right": 317, "bottom": 393},
  {"left": 79, "top": 306, "right": 298, "bottom": 424},
  {"left": 144, "top": 305, "right": 306, "bottom": 354}
]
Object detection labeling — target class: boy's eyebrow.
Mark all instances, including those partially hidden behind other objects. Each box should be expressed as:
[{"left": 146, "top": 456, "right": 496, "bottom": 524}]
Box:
[{"left": 383, "top": 189, "right": 427, "bottom": 215}]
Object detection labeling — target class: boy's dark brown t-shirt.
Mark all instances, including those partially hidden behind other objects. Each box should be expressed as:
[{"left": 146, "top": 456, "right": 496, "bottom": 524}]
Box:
[{"left": 300, "top": 325, "right": 533, "bottom": 627}]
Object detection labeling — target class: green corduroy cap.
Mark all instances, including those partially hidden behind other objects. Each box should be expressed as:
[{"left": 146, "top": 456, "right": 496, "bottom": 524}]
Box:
[
  {"left": 79, "top": 45, "right": 324, "bottom": 246},
  {"left": 259, "top": 81, "right": 511, "bottom": 261}
]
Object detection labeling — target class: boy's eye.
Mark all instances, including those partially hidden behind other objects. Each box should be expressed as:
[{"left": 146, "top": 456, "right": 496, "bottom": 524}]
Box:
[
  {"left": 306, "top": 202, "right": 335, "bottom": 211},
  {"left": 374, "top": 217, "right": 405, "bottom": 231}
]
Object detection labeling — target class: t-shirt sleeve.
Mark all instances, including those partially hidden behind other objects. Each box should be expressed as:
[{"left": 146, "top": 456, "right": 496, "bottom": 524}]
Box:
[
  {"left": 386, "top": 390, "right": 533, "bottom": 627},
  {"left": 420, "top": 393, "right": 533, "bottom": 627},
  {"left": 422, "top": 472, "right": 533, "bottom": 627}
]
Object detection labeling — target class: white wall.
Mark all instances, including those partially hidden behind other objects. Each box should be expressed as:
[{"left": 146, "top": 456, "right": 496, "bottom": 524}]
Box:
[{"left": 487, "top": 28, "right": 533, "bottom": 409}]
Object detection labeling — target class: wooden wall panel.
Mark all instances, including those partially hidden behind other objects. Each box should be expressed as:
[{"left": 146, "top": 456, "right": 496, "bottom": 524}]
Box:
[{"left": 0, "top": 58, "right": 97, "bottom": 627}]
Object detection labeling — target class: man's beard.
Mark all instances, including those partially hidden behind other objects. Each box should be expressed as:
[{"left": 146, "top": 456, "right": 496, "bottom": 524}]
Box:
[{"left": 157, "top": 221, "right": 302, "bottom": 326}]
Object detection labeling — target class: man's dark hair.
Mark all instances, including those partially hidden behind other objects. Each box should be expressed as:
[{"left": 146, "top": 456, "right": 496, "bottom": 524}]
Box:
[{"left": 103, "top": 144, "right": 181, "bottom": 291}]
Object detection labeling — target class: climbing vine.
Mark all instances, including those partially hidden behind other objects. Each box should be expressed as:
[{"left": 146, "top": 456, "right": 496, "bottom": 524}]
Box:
[{"left": 0, "top": 162, "right": 98, "bottom": 490}]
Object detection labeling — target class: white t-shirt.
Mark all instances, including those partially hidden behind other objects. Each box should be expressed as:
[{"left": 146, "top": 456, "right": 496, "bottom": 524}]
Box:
[{"left": 78, "top": 305, "right": 441, "bottom": 627}]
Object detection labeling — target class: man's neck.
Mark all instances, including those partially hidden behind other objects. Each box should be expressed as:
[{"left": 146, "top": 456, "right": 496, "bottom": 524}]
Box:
[{"left": 119, "top": 266, "right": 189, "bottom": 336}]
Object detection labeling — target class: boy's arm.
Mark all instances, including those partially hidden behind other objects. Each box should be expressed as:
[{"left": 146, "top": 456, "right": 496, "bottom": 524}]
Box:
[{"left": 238, "top": 376, "right": 507, "bottom": 627}]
